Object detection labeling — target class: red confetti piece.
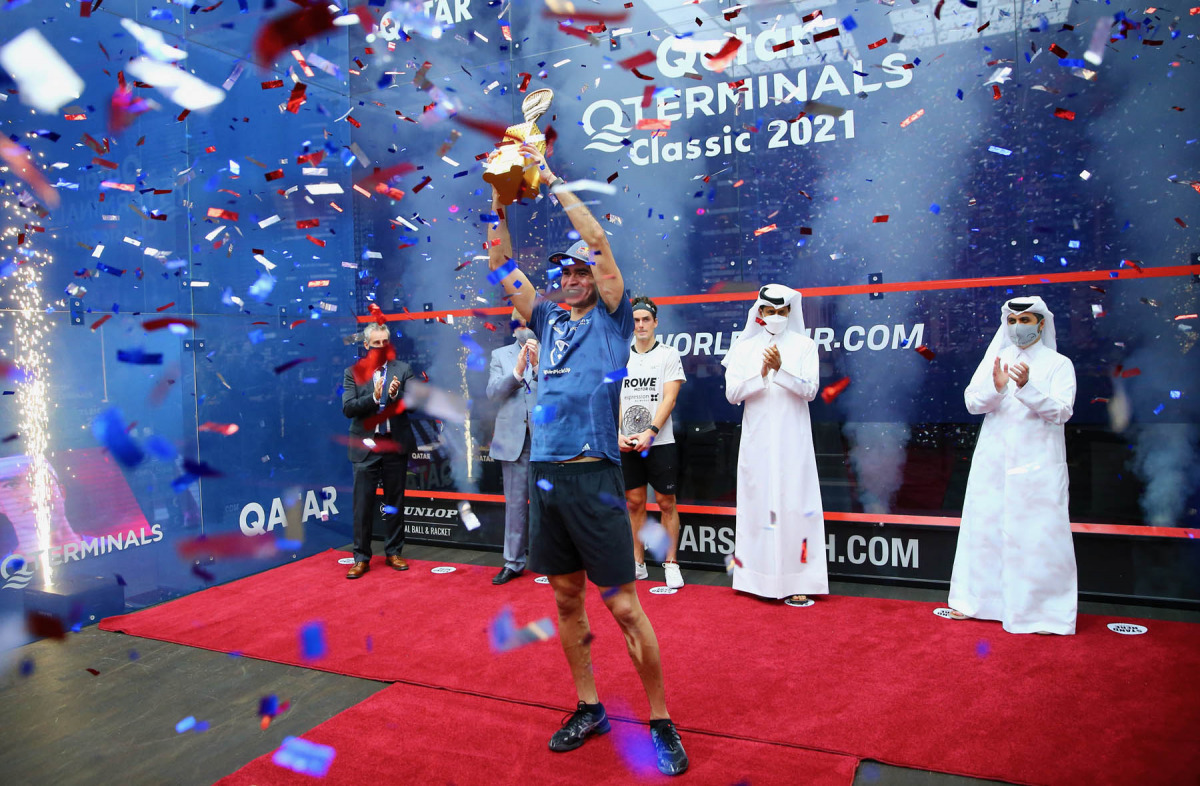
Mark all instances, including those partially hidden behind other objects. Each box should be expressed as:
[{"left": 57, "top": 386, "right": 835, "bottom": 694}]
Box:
[
  {"left": 977, "top": 21, "right": 990, "bottom": 32},
  {"left": 754, "top": 224, "right": 778, "bottom": 236},
  {"left": 801, "top": 538, "right": 808, "bottom": 563},
  {"left": 308, "top": 279, "right": 330, "bottom": 288},
  {"left": 265, "top": 169, "right": 284, "bottom": 181},
  {"left": 346, "top": 115, "right": 361, "bottom": 128},
  {"left": 80, "top": 1, "right": 92, "bottom": 17},
  {"left": 1120, "top": 367, "right": 1141, "bottom": 378},
  {"left": 799, "top": 227, "right": 813, "bottom": 235},
  {"left": 641, "top": 85, "right": 656, "bottom": 108},
  {"left": 900, "top": 108, "right": 925, "bottom": 128},
  {"left": 1142, "top": 39, "right": 1163, "bottom": 46},
  {"left": 262, "top": 79, "right": 284, "bottom": 89},
  {"left": 801, "top": 10, "right": 823, "bottom": 22},
  {"left": 867, "top": 37, "right": 888, "bottom": 50},
  {"left": 518, "top": 72, "right": 532, "bottom": 92},
  {"left": 630, "top": 67, "right": 655, "bottom": 81},
  {"left": 992, "top": 85, "right": 1002, "bottom": 100},
  {"left": 64, "top": 113, "right": 87, "bottom": 121},
  {"left": 1049, "top": 43, "right": 1068, "bottom": 57},
  {"left": 704, "top": 37, "right": 744, "bottom": 72},
  {"left": 82, "top": 133, "right": 108, "bottom": 154},
  {"left": 915, "top": 345, "right": 936, "bottom": 360},
  {"left": 274, "top": 357, "right": 316, "bottom": 375},
  {"left": 618, "top": 51, "right": 657, "bottom": 70},
  {"left": 286, "top": 83, "right": 307, "bottom": 114},
  {"left": 255, "top": 3, "right": 336, "bottom": 66},
  {"left": 86, "top": 668, "right": 101, "bottom": 676},
  {"left": 296, "top": 218, "right": 320, "bottom": 229},
  {"left": 143, "top": 317, "right": 198, "bottom": 331},
  {"left": 204, "top": 145, "right": 216, "bottom": 154},
  {"left": 820, "top": 377, "right": 851, "bottom": 404},
  {"left": 288, "top": 319, "right": 308, "bottom": 329},
  {"left": 412, "top": 176, "right": 432, "bottom": 194},
  {"left": 873, "top": 215, "right": 890, "bottom": 223},
  {"left": 636, "top": 118, "right": 671, "bottom": 130},
  {"left": 198, "top": 422, "right": 239, "bottom": 436},
  {"left": 93, "top": 157, "right": 119, "bottom": 170},
  {"left": 305, "top": 234, "right": 326, "bottom": 247},
  {"left": 90, "top": 314, "right": 112, "bottom": 331},
  {"left": 934, "top": 0, "right": 945, "bottom": 18},
  {"left": 1053, "top": 107, "right": 1076, "bottom": 121},
  {"left": 206, "top": 208, "right": 238, "bottom": 221},
  {"left": 1175, "top": 217, "right": 1188, "bottom": 228},
  {"left": 156, "top": 301, "right": 175, "bottom": 312},
  {"left": 771, "top": 40, "right": 795, "bottom": 53},
  {"left": 812, "top": 28, "right": 840, "bottom": 43},
  {"left": 541, "top": 7, "right": 629, "bottom": 21},
  {"left": 606, "top": 172, "right": 619, "bottom": 183}
]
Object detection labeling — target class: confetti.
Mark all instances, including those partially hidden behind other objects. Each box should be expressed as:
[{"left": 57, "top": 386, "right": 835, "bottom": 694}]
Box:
[
  {"left": 1053, "top": 108, "right": 1076, "bottom": 121},
  {"left": 116, "top": 348, "right": 163, "bottom": 365},
  {"left": 92, "top": 408, "right": 144, "bottom": 467},
  {"left": 300, "top": 621, "right": 327, "bottom": 660},
  {"left": 900, "top": 109, "right": 925, "bottom": 128},
  {"left": 820, "top": 377, "right": 851, "bottom": 404},
  {"left": 703, "top": 38, "right": 744, "bottom": 72},
  {"left": 198, "top": 422, "right": 239, "bottom": 436},
  {"left": 0, "top": 30, "right": 85, "bottom": 114},
  {"left": 489, "top": 606, "right": 557, "bottom": 653},
  {"left": 915, "top": 345, "right": 936, "bottom": 360},
  {"left": 272, "top": 737, "right": 335, "bottom": 778}
]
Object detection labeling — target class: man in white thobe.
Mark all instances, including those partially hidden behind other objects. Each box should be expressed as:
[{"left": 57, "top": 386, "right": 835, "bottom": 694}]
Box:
[
  {"left": 948, "top": 296, "right": 1078, "bottom": 635},
  {"left": 722, "top": 284, "right": 828, "bottom": 602}
]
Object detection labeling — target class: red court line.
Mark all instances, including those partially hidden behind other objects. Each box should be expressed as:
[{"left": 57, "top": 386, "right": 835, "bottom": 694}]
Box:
[
  {"left": 359, "top": 264, "right": 1200, "bottom": 323},
  {"left": 402, "top": 489, "right": 1199, "bottom": 539}
]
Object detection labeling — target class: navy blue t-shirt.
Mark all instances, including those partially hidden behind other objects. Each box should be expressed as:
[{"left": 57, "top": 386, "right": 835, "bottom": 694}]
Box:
[{"left": 528, "top": 295, "right": 634, "bottom": 464}]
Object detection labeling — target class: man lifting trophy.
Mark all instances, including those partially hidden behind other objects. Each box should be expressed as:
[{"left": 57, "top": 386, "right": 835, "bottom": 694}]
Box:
[{"left": 483, "top": 88, "right": 554, "bottom": 205}]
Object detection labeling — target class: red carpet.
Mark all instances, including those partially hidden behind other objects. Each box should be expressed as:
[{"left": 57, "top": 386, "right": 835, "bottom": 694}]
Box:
[
  {"left": 101, "top": 551, "right": 1200, "bottom": 786},
  {"left": 216, "top": 681, "right": 859, "bottom": 786}
]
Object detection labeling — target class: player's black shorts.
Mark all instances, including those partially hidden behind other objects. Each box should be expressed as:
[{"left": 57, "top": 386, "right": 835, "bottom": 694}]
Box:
[
  {"left": 620, "top": 442, "right": 679, "bottom": 495},
  {"left": 528, "top": 460, "right": 636, "bottom": 586}
]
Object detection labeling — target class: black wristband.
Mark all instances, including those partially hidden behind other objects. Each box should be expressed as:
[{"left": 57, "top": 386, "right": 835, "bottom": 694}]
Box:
[{"left": 649, "top": 425, "right": 660, "bottom": 435}]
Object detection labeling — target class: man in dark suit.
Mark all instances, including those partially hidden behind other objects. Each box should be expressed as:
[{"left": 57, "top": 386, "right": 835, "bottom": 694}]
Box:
[
  {"left": 486, "top": 310, "right": 539, "bottom": 585},
  {"left": 341, "top": 323, "right": 414, "bottom": 579}
]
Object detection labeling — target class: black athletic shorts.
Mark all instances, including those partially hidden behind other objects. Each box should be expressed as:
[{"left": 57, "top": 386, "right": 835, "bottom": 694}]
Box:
[
  {"left": 620, "top": 442, "right": 679, "bottom": 495},
  {"left": 528, "top": 460, "right": 636, "bottom": 587}
]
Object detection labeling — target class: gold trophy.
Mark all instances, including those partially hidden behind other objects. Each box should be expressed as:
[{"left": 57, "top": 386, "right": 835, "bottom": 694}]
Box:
[{"left": 483, "top": 88, "right": 554, "bottom": 205}]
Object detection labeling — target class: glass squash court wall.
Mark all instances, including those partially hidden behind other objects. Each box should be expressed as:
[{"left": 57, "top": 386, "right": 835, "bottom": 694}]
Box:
[{"left": 0, "top": 0, "right": 1197, "bottom": 636}]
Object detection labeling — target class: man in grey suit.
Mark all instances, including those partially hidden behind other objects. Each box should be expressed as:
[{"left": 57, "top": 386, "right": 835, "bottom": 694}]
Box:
[
  {"left": 486, "top": 311, "right": 539, "bottom": 585},
  {"left": 341, "top": 323, "right": 414, "bottom": 579}
]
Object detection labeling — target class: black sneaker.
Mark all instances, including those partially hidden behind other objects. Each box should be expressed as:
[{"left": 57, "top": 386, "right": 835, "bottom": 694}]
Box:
[
  {"left": 548, "top": 701, "right": 611, "bottom": 752},
  {"left": 650, "top": 719, "right": 689, "bottom": 776}
]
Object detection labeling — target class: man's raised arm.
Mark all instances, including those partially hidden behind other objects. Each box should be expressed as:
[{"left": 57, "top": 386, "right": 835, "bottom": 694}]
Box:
[
  {"left": 519, "top": 144, "right": 624, "bottom": 313},
  {"left": 487, "top": 187, "right": 536, "bottom": 323}
]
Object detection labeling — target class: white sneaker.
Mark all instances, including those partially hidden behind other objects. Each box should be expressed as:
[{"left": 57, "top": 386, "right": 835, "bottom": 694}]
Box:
[
  {"left": 635, "top": 562, "right": 648, "bottom": 580},
  {"left": 663, "top": 562, "right": 684, "bottom": 589}
]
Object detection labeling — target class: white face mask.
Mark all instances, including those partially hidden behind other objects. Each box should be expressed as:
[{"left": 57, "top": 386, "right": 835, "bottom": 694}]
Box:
[
  {"left": 1008, "top": 321, "right": 1041, "bottom": 348},
  {"left": 761, "top": 314, "right": 788, "bottom": 335}
]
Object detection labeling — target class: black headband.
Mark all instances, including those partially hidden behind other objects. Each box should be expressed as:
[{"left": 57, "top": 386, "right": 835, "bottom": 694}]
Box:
[
  {"left": 758, "top": 286, "right": 786, "bottom": 306},
  {"left": 631, "top": 298, "right": 657, "bottom": 317}
]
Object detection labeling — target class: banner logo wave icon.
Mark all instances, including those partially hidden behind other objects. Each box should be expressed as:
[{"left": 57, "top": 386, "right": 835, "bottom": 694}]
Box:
[{"left": 1, "top": 553, "right": 35, "bottom": 590}]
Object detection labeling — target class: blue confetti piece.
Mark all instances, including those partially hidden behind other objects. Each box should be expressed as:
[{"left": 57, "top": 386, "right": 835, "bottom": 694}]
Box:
[
  {"left": 929, "top": 204, "right": 941, "bottom": 214},
  {"left": 842, "top": 14, "right": 857, "bottom": 30},
  {"left": 247, "top": 329, "right": 265, "bottom": 345},
  {"left": 1170, "top": 391, "right": 1181, "bottom": 399},
  {"left": 487, "top": 258, "right": 518, "bottom": 285},
  {"left": 272, "top": 737, "right": 335, "bottom": 777},
  {"left": 546, "top": 266, "right": 562, "bottom": 281},
  {"left": 975, "top": 640, "right": 991, "bottom": 658},
  {"left": 129, "top": 650, "right": 139, "bottom": 661},
  {"left": 19, "top": 657, "right": 34, "bottom": 677},
  {"left": 116, "top": 348, "right": 164, "bottom": 365},
  {"left": 92, "top": 408, "right": 144, "bottom": 468},
  {"left": 382, "top": 505, "right": 398, "bottom": 515},
  {"left": 1153, "top": 404, "right": 1164, "bottom": 415},
  {"left": 536, "top": 478, "right": 554, "bottom": 491},
  {"left": 1068, "top": 240, "right": 1080, "bottom": 249},
  {"left": 531, "top": 404, "right": 557, "bottom": 425},
  {"left": 955, "top": 89, "right": 963, "bottom": 100},
  {"left": 300, "top": 621, "right": 327, "bottom": 660},
  {"left": 96, "top": 263, "right": 125, "bottom": 277},
  {"left": 987, "top": 145, "right": 1013, "bottom": 156},
  {"left": 175, "top": 716, "right": 197, "bottom": 734},
  {"left": 259, "top": 694, "right": 280, "bottom": 718},
  {"left": 603, "top": 366, "right": 628, "bottom": 383}
]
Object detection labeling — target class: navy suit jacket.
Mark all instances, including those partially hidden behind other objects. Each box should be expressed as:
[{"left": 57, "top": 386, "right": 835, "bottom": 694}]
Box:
[{"left": 342, "top": 359, "right": 414, "bottom": 463}]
